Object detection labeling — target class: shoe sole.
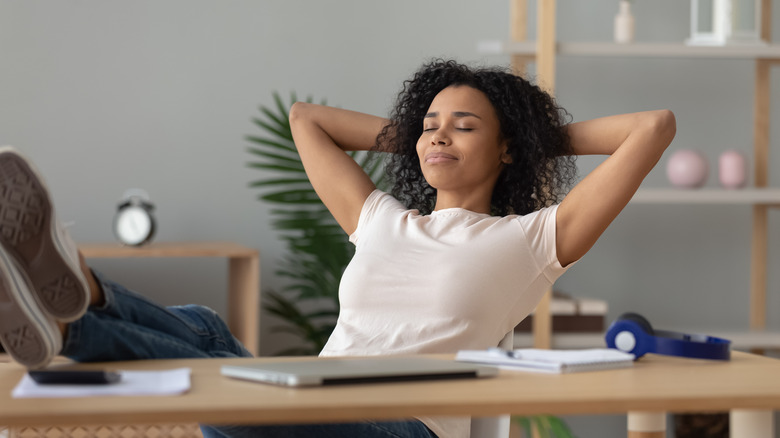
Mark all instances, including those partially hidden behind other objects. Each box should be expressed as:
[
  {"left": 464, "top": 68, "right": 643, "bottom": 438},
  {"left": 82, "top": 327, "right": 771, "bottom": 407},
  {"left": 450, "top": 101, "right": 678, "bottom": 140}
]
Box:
[
  {"left": 0, "top": 248, "right": 60, "bottom": 369},
  {"left": 0, "top": 149, "right": 89, "bottom": 322}
]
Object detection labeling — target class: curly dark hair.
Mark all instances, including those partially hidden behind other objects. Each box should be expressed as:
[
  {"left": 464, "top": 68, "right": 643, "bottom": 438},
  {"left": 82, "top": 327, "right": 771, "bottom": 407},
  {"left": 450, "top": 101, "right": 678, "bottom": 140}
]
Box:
[{"left": 374, "top": 59, "right": 577, "bottom": 216}]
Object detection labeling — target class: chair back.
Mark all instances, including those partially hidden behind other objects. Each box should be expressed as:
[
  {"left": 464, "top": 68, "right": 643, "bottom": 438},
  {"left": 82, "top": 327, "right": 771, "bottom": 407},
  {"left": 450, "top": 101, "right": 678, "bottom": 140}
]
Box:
[{"left": 469, "top": 331, "right": 513, "bottom": 438}]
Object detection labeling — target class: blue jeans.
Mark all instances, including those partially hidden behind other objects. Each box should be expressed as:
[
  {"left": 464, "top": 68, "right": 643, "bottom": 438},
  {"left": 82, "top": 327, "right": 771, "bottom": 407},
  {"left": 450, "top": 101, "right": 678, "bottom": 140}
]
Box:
[{"left": 61, "top": 271, "right": 436, "bottom": 438}]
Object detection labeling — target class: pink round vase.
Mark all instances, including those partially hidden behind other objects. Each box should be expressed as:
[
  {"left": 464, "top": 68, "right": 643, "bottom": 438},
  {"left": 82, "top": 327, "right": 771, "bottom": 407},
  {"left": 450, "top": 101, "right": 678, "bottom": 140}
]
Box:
[
  {"left": 718, "top": 150, "right": 747, "bottom": 189},
  {"left": 666, "top": 149, "right": 709, "bottom": 188}
]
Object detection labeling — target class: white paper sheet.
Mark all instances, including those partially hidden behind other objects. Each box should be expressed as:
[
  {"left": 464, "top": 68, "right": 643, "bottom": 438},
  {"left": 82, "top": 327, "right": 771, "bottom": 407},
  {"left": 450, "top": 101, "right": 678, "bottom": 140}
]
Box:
[{"left": 12, "top": 368, "right": 191, "bottom": 398}]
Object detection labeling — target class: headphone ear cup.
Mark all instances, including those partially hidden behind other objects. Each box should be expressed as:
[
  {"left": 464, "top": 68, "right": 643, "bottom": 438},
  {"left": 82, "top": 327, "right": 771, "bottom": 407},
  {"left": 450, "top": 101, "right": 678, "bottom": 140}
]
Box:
[
  {"left": 606, "top": 312, "right": 653, "bottom": 358},
  {"left": 617, "top": 312, "right": 654, "bottom": 335}
]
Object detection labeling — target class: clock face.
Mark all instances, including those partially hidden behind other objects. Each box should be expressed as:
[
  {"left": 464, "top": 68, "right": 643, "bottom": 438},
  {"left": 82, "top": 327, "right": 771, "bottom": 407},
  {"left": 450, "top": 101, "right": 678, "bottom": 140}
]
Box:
[{"left": 115, "top": 206, "right": 153, "bottom": 246}]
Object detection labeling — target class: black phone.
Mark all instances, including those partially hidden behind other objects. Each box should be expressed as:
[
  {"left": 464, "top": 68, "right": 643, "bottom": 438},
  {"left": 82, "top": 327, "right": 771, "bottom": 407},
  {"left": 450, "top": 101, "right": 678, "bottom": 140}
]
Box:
[{"left": 28, "top": 370, "right": 122, "bottom": 385}]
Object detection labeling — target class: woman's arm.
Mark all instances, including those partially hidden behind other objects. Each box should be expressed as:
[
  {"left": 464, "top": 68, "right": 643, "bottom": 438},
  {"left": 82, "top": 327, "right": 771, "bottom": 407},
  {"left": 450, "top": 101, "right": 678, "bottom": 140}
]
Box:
[
  {"left": 556, "top": 110, "right": 677, "bottom": 266},
  {"left": 289, "top": 103, "right": 389, "bottom": 234}
]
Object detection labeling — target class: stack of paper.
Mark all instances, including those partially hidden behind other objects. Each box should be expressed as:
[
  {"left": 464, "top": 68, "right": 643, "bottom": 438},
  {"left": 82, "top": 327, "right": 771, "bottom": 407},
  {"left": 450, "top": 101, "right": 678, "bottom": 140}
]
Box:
[
  {"left": 12, "top": 368, "right": 191, "bottom": 398},
  {"left": 456, "top": 348, "right": 635, "bottom": 374}
]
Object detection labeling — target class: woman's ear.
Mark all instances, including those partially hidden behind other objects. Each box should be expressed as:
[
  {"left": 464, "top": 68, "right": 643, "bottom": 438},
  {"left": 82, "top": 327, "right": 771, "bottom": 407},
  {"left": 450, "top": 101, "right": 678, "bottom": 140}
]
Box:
[{"left": 500, "top": 142, "right": 512, "bottom": 164}]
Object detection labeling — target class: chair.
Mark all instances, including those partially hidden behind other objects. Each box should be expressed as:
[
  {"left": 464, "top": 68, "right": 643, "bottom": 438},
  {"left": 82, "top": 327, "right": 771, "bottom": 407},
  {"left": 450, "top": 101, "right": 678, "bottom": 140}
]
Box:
[{"left": 469, "top": 331, "right": 513, "bottom": 438}]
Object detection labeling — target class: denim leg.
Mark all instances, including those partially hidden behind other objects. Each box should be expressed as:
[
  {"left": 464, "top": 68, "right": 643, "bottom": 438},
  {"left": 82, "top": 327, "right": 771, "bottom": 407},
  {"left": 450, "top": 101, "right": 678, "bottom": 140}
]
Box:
[
  {"left": 61, "top": 270, "right": 252, "bottom": 362},
  {"left": 200, "top": 420, "right": 437, "bottom": 438}
]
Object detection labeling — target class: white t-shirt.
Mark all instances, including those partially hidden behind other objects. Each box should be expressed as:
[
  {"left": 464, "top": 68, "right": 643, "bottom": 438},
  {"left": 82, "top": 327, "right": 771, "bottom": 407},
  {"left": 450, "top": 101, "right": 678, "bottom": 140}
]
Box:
[{"left": 320, "top": 190, "right": 573, "bottom": 438}]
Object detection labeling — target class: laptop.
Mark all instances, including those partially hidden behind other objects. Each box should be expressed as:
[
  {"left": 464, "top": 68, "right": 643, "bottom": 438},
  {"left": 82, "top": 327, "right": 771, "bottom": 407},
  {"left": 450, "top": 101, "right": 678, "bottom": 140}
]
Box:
[{"left": 221, "top": 356, "right": 498, "bottom": 387}]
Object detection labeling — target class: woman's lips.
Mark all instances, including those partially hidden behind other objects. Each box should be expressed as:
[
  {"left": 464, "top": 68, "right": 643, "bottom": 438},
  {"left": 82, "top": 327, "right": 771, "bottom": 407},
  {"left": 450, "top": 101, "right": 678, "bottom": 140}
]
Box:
[{"left": 425, "top": 152, "right": 457, "bottom": 164}]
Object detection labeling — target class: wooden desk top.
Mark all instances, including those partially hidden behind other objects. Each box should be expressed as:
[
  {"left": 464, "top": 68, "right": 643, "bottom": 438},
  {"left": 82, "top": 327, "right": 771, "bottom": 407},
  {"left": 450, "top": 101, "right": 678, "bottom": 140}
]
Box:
[
  {"left": 79, "top": 242, "right": 258, "bottom": 258},
  {"left": 1, "top": 352, "right": 780, "bottom": 427}
]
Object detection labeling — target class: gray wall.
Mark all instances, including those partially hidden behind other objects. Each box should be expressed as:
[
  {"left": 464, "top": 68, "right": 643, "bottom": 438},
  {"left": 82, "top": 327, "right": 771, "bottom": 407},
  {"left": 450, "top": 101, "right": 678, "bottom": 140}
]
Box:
[{"left": 1, "top": 1, "right": 778, "bottom": 436}]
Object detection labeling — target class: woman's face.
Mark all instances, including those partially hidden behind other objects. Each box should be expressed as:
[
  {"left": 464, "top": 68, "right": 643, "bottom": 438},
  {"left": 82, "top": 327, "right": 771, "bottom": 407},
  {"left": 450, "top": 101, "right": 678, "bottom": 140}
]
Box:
[{"left": 416, "top": 85, "right": 510, "bottom": 199}]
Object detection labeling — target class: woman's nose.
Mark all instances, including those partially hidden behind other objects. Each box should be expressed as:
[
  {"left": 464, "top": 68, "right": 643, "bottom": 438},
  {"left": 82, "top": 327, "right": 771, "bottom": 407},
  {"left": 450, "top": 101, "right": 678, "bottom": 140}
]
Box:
[{"left": 431, "top": 129, "right": 450, "bottom": 146}]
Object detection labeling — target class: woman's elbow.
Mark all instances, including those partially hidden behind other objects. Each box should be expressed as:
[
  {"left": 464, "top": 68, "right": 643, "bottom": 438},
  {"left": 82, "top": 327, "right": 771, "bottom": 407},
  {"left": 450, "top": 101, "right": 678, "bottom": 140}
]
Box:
[
  {"left": 288, "top": 101, "right": 311, "bottom": 127},
  {"left": 639, "top": 110, "right": 676, "bottom": 155},
  {"left": 652, "top": 109, "right": 676, "bottom": 145}
]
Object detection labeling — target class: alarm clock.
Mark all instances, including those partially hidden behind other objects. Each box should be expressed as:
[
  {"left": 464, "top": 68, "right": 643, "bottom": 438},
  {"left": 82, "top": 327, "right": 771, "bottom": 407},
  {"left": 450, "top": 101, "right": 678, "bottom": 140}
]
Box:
[{"left": 113, "top": 189, "right": 156, "bottom": 246}]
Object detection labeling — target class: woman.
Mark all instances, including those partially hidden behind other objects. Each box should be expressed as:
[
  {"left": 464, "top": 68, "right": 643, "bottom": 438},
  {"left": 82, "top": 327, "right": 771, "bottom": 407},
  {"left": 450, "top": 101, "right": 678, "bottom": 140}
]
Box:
[{"left": 0, "top": 59, "right": 675, "bottom": 438}]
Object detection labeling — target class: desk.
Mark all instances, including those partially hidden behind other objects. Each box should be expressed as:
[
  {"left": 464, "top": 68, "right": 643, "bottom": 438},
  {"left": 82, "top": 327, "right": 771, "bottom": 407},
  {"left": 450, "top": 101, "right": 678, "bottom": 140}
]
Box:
[
  {"left": 1, "top": 352, "right": 779, "bottom": 436},
  {"left": 79, "top": 242, "right": 260, "bottom": 355}
]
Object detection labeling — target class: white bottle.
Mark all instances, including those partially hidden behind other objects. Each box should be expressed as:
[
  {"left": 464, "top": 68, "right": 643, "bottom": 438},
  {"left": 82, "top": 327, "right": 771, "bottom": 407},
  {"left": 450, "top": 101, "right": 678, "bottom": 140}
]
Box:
[{"left": 614, "top": 0, "right": 635, "bottom": 44}]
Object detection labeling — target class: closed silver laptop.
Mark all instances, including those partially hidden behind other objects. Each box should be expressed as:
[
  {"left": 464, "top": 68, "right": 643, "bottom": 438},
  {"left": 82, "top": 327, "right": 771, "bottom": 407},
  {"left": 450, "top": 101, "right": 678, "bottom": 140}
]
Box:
[{"left": 221, "top": 356, "right": 498, "bottom": 387}]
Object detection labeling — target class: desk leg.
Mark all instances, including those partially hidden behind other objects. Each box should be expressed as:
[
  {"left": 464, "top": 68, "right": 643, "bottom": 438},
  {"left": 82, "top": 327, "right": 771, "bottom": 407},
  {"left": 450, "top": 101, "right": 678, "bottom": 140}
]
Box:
[
  {"left": 228, "top": 254, "right": 260, "bottom": 356},
  {"left": 730, "top": 409, "right": 774, "bottom": 437},
  {"left": 627, "top": 412, "right": 665, "bottom": 438},
  {"left": 532, "top": 288, "right": 552, "bottom": 349}
]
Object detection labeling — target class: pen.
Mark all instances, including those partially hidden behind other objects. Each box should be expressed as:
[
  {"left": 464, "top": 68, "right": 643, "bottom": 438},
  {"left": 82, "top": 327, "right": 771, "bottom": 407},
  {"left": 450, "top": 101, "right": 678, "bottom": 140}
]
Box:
[{"left": 488, "top": 347, "right": 520, "bottom": 359}]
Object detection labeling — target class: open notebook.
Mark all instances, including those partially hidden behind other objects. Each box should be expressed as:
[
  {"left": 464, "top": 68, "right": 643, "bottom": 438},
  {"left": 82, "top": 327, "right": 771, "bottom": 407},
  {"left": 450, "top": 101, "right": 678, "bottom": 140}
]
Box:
[
  {"left": 221, "top": 356, "right": 498, "bottom": 387},
  {"left": 456, "top": 348, "right": 635, "bottom": 373}
]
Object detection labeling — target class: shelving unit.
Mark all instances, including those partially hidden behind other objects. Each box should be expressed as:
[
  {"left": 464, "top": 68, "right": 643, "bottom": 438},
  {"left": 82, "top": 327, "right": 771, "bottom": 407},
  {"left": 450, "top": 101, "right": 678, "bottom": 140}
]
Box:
[
  {"left": 512, "top": 329, "right": 780, "bottom": 351},
  {"left": 485, "top": 0, "right": 779, "bottom": 352},
  {"left": 478, "top": 41, "right": 780, "bottom": 59},
  {"left": 632, "top": 188, "right": 780, "bottom": 205}
]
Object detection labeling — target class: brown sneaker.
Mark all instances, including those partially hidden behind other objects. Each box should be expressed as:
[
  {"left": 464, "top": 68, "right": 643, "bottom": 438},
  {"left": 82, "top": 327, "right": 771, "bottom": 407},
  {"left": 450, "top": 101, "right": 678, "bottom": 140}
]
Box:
[
  {"left": 0, "top": 245, "right": 61, "bottom": 369},
  {"left": 0, "top": 147, "right": 89, "bottom": 322}
]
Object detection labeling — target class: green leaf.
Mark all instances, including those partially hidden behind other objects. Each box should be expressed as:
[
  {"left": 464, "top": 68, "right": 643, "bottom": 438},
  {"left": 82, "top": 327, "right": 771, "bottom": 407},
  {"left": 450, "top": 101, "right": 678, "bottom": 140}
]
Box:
[
  {"left": 260, "top": 105, "right": 288, "bottom": 132},
  {"left": 537, "top": 416, "right": 552, "bottom": 436},
  {"left": 514, "top": 417, "right": 532, "bottom": 437},
  {"left": 262, "top": 190, "right": 324, "bottom": 204},
  {"left": 272, "top": 218, "right": 325, "bottom": 230},
  {"left": 252, "top": 117, "right": 293, "bottom": 141},
  {"left": 245, "top": 136, "right": 297, "bottom": 153},
  {"left": 246, "top": 148, "right": 303, "bottom": 164},
  {"left": 274, "top": 91, "right": 292, "bottom": 129},
  {"left": 249, "top": 178, "right": 312, "bottom": 188},
  {"left": 247, "top": 163, "right": 306, "bottom": 173},
  {"left": 548, "top": 416, "right": 575, "bottom": 438},
  {"left": 303, "top": 309, "right": 340, "bottom": 319}
]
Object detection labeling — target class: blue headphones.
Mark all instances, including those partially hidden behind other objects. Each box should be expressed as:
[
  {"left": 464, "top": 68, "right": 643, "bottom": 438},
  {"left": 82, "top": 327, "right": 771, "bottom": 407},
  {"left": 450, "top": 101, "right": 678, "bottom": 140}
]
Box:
[{"left": 605, "top": 312, "right": 731, "bottom": 361}]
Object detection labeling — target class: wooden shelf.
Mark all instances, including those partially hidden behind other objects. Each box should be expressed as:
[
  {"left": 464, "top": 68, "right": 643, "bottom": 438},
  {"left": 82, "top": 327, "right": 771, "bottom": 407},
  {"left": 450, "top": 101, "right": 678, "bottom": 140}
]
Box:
[
  {"left": 513, "top": 330, "right": 780, "bottom": 351},
  {"left": 80, "top": 241, "right": 261, "bottom": 355},
  {"left": 630, "top": 188, "right": 780, "bottom": 205},
  {"left": 79, "top": 241, "right": 258, "bottom": 258},
  {"left": 478, "top": 40, "right": 780, "bottom": 60}
]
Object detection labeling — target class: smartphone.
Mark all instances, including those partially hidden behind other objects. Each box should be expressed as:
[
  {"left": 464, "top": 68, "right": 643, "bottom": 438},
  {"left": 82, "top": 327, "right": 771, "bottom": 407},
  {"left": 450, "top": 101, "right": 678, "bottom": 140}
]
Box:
[{"left": 28, "top": 370, "right": 122, "bottom": 385}]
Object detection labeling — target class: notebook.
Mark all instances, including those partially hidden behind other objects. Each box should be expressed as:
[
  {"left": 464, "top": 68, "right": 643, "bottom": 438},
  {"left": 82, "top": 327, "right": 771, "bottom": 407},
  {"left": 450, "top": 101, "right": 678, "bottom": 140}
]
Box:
[
  {"left": 221, "top": 356, "right": 498, "bottom": 387},
  {"left": 456, "top": 348, "right": 635, "bottom": 374}
]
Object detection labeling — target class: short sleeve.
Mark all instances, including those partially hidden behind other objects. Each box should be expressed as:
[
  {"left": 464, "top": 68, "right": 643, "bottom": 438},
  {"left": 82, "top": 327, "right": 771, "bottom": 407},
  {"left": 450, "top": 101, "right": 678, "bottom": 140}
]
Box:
[
  {"left": 348, "top": 190, "right": 407, "bottom": 245},
  {"left": 516, "top": 204, "right": 576, "bottom": 282}
]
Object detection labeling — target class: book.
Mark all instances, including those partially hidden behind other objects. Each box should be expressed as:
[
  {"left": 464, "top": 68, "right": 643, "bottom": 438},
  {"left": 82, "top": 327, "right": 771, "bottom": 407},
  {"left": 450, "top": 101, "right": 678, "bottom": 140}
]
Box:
[
  {"left": 455, "top": 348, "right": 635, "bottom": 374},
  {"left": 514, "top": 292, "right": 608, "bottom": 333},
  {"left": 514, "top": 315, "right": 604, "bottom": 333}
]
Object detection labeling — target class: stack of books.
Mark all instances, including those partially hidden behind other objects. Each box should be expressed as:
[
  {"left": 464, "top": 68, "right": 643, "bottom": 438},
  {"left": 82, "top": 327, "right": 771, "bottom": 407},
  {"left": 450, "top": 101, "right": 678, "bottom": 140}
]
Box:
[{"left": 514, "top": 291, "right": 607, "bottom": 333}]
